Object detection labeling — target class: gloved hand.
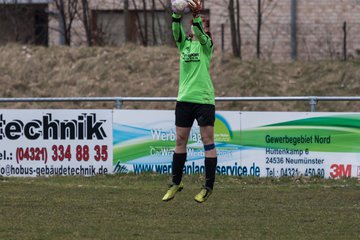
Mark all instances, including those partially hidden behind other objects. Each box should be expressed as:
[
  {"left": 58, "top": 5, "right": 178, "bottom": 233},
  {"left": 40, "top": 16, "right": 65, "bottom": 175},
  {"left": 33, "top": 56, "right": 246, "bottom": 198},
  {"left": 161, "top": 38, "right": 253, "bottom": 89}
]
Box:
[{"left": 187, "top": 0, "right": 201, "bottom": 16}]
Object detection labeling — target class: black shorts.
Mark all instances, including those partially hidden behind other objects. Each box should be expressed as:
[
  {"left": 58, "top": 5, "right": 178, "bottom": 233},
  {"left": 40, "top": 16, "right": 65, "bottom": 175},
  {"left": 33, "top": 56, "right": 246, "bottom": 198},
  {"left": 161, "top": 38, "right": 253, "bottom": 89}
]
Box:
[{"left": 175, "top": 101, "right": 215, "bottom": 128}]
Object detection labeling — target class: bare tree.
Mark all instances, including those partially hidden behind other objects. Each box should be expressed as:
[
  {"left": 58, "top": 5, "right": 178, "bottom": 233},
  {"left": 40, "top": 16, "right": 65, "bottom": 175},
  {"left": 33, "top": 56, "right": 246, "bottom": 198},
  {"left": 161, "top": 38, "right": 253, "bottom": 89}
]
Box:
[
  {"left": 228, "top": 0, "right": 242, "bottom": 58},
  {"left": 236, "top": 0, "right": 242, "bottom": 58},
  {"left": 124, "top": 0, "right": 130, "bottom": 42},
  {"left": 151, "top": 0, "right": 158, "bottom": 45},
  {"left": 228, "top": 0, "right": 239, "bottom": 57},
  {"left": 239, "top": 0, "right": 279, "bottom": 59},
  {"left": 256, "top": 0, "right": 261, "bottom": 58},
  {"left": 158, "top": 0, "right": 174, "bottom": 46},
  {"left": 53, "top": 0, "right": 78, "bottom": 46},
  {"left": 79, "top": 0, "right": 92, "bottom": 46},
  {"left": 142, "top": 0, "right": 149, "bottom": 45},
  {"left": 131, "top": 0, "right": 148, "bottom": 46}
]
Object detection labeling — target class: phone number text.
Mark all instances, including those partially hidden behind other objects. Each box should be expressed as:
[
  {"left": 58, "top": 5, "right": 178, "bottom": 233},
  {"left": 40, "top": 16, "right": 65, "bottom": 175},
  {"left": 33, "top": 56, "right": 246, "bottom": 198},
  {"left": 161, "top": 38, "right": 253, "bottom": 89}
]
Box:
[{"left": 16, "top": 145, "right": 108, "bottom": 164}]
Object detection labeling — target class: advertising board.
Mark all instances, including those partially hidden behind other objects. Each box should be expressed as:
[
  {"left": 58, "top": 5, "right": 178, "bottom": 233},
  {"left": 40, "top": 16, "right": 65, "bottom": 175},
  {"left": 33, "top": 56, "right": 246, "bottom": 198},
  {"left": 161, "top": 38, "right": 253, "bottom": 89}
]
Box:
[
  {"left": 0, "top": 110, "right": 113, "bottom": 177},
  {"left": 113, "top": 110, "right": 242, "bottom": 175}
]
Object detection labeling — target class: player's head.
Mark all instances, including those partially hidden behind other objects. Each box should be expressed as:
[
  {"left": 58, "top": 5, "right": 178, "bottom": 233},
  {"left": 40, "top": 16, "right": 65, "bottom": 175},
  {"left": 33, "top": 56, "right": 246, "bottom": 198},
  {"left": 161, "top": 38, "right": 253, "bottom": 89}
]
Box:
[
  {"left": 201, "top": 15, "right": 210, "bottom": 33},
  {"left": 202, "top": 16, "right": 214, "bottom": 51},
  {"left": 201, "top": 15, "right": 212, "bottom": 42}
]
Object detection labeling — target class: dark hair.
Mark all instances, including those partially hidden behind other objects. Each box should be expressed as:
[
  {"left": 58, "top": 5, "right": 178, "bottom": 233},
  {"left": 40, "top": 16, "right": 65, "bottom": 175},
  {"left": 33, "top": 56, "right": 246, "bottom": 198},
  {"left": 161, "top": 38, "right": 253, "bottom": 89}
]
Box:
[
  {"left": 188, "top": 15, "right": 213, "bottom": 43},
  {"left": 201, "top": 16, "right": 212, "bottom": 42},
  {"left": 202, "top": 16, "right": 210, "bottom": 29},
  {"left": 206, "top": 31, "right": 212, "bottom": 41}
]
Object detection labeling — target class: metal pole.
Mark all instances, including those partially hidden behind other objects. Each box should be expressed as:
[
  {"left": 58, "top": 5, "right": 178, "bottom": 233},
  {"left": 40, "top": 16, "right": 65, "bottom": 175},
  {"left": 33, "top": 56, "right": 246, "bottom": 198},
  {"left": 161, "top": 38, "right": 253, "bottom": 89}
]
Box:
[
  {"left": 115, "top": 100, "right": 123, "bottom": 109},
  {"left": 309, "top": 97, "right": 317, "bottom": 112},
  {"left": 1, "top": 96, "right": 360, "bottom": 110},
  {"left": 221, "top": 23, "right": 225, "bottom": 52},
  {"left": 343, "top": 21, "right": 347, "bottom": 61},
  {"left": 59, "top": 12, "right": 65, "bottom": 45}
]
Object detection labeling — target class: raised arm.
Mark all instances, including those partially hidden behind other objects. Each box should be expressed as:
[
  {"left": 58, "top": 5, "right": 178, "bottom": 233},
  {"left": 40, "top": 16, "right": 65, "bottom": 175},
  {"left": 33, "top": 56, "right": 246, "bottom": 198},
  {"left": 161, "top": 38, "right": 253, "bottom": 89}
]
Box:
[
  {"left": 192, "top": 16, "right": 213, "bottom": 52},
  {"left": 188, "top": 0, "right": 213, "bottom": 52},
  {"left": 172, "top": 13, "right": 186, "bottom": 50}
]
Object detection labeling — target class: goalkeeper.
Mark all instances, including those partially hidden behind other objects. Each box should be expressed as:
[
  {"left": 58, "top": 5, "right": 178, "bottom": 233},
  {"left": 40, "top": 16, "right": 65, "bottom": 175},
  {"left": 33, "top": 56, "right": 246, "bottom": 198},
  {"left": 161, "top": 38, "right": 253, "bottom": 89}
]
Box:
[{"left": 162, "top": 0, "right": 217, "bottom": 203}]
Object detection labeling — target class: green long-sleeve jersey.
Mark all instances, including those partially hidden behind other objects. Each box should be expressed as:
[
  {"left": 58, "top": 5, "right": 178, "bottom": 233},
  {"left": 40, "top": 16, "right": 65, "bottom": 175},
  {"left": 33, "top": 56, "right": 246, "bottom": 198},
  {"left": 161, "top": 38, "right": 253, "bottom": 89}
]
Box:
[{"left": 172, "top": 13, "right": 215, "bottom": 105}]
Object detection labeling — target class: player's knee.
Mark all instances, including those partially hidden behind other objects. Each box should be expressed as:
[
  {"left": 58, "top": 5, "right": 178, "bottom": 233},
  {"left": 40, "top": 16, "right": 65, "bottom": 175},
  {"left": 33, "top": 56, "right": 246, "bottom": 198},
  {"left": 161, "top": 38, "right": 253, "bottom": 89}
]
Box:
[
  {"left": 201, "top": 135, "right": 214, "bottom": 145},
  {"left": 176, "top": 134, "right": 188, "bottom": 146}
]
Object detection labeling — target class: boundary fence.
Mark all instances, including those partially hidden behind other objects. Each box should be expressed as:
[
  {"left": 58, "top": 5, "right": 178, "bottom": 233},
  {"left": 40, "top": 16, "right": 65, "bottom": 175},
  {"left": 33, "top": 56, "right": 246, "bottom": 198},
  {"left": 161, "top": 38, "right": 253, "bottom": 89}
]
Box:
[{"left": 1, "top": 96, "right": 360, "bottom": 112}]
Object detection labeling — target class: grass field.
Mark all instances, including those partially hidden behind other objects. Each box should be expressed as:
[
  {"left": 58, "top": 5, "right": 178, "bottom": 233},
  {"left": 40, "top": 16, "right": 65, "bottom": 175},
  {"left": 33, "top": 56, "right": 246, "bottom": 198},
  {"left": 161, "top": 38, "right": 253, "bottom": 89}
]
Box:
[{"left": 1, "top": 174, "right": 359, "bottom": 240}]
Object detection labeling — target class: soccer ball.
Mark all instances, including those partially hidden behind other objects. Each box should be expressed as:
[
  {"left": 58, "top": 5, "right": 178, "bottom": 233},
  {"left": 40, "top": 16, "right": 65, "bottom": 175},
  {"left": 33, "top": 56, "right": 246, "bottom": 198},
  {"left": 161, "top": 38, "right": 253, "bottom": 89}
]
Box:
[{"left": 171, "top": 0, "right": 191, "bottom": 14}]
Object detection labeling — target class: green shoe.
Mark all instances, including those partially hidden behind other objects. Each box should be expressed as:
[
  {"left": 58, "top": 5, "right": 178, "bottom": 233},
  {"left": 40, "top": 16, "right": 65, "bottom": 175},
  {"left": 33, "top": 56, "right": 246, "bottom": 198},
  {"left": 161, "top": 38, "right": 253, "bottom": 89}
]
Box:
[
  {"left": 162, "top": 182, "right": 184, "bottom": 202},
  {"left": 194, "top": 186, "right": 212, "bottom": 203}
]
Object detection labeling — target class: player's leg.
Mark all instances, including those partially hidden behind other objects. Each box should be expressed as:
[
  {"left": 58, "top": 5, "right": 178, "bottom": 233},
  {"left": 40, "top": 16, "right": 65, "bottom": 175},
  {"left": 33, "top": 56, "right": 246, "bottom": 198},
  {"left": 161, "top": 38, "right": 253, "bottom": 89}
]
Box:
[
  {"left": 194, "top": 104, "right": 217, "bottom": 203},
  {"left": 172, "top": 126, "right": 191, "bottom": 184},
  {"left": 162, "top": 126, "right": 191, "bottom": 202},
  {"left": 162, "top": 102, "right": 194, "bottom": 202}
]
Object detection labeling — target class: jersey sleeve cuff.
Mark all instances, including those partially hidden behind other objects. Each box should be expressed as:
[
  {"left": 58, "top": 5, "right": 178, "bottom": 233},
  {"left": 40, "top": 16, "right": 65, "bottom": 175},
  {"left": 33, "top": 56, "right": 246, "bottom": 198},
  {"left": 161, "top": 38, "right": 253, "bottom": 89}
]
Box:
[
  {"left": 192, "top": 16, "right": 202, "bottom": 23},
  {"left": 171, "top": 13, "right": 182, "bottom": 22}
]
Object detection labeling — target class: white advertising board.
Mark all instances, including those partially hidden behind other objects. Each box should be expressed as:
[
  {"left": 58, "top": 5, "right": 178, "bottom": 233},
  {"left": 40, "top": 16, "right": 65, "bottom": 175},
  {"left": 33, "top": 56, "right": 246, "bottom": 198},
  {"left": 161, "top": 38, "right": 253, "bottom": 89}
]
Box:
[
  {"left": 0, "top": 110, "right": 113, "bottom": 177},
  {"left": 112, "top": 110, "right": 360, "bottom": 178},
  {"left": 3, "top": 109, "right": 359, "bottom": 178}
]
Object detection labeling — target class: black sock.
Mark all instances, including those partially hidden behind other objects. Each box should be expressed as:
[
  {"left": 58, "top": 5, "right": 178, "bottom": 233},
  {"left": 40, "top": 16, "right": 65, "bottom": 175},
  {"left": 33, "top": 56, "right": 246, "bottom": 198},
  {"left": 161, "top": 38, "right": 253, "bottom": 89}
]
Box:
[
  {"left": 205, "top": 157, "right": 217, "bottom": 190},
  {"left": 172, "top": 153, "right": 187, "bottom": 185}
]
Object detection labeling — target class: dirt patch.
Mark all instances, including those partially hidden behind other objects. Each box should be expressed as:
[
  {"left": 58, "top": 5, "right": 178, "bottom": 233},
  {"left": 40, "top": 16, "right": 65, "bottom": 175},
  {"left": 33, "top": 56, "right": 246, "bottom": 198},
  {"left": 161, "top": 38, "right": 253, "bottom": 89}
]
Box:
[{"left": 0, "top": 44, "right": 359, "bottom": 112}]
